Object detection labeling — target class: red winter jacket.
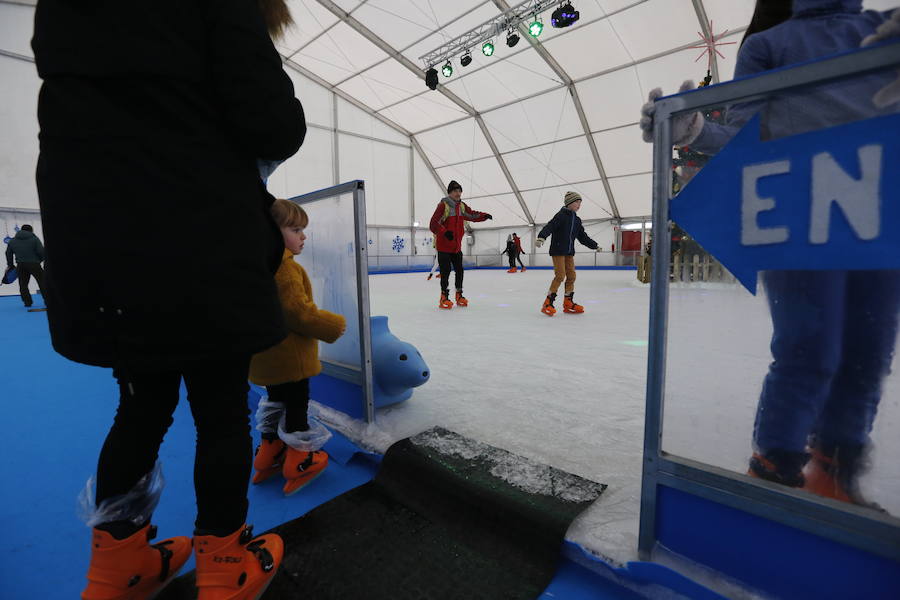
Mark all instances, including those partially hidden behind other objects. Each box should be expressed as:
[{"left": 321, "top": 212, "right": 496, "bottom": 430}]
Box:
[
  {"left": 429, "top": 197, "right": 489, "bottom": 253},
  {"left": 514, "top": 236, "right": 524, "bottom": 254}
]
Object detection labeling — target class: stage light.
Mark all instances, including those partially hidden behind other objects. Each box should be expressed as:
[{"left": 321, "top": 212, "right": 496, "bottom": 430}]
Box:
[
  {"left": 506, "top": 30, "right": 520, "bottom": 47},
  {"left": 528, "top": 18, "right": 543, "bottom": 38},
  {"left": 482, "top": 40, "right": 495, "bottom": 57},
  {"left": 461, "top": 51, "right": 472, "bottom": 67},
  {"left": 551, "top": 3, "right": 580, "bottom": 28},
  {"left": 425, "top": 67, "right": 438, "bottom": 90},
  {"left": 441, "top": 61, "right": 453, "bottom": 78}
]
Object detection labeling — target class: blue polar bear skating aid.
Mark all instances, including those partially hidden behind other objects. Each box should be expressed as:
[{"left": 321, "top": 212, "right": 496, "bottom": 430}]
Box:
[{"left": 370, "top": 316, "right": 430, "bottom": 408}]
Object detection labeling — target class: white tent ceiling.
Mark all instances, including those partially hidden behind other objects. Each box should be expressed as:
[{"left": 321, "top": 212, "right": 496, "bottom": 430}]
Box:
[{"left": 279, "top": 0, "right": 763, "bottom": 222}]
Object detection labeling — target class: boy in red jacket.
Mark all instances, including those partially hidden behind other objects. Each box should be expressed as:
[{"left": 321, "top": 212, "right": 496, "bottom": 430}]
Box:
[{"left": 429, "top": 181, "right": 492, "bottom": 309}]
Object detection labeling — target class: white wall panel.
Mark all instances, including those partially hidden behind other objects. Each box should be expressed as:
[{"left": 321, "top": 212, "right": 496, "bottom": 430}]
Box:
[
  {"left": 576, "top": 68, "right": 644, "bottom": 132},
  {"left": 527, "top": 180, "right": 612, "bottom": 225},
  {"left": 338, "top": 134, "right": 410, "bottom": 225},
  {"left": 503, "top": 137, "right": 598, "bottom": 191},
  {"left": 286, "top": 67, "right": 335, "bottom": 129},
  {"left": 0, "top": 3, "right": 35, "bottom": 57},
  {"left": 0, "top": 57, "right": 40, "bottom": 209},
  {"left": 435, "top": 157, "right": 512, "bottom": 198},
  {"left": 413, "top": 149, "right": 443, "bottom": 227},
  {"left": 593, "top": 125, "right": 652, "bottom": 177},
  {"left": 268, "top": 127, "right": 335, "bottom": 199}
]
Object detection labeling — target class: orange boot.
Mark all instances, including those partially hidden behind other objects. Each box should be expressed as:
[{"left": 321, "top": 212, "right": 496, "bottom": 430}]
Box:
[
  {"left": 82, "top": 523, "right": 191, "bottom": 600},
  {"left": 520, "top": 266, "right": 526, "bottom": 272},
  {"left": 541, "top": 293, "right": 557, "bottom": 317},
  {"left": 194, "top": 525, "right": 283, "bottom": 600},
  {"left": 563, "top": 293, "right": 584, "bottom": 314},
  {"left": 252, "top": 438, "right": 285, "bottom": 484},
  {"left": 455, "top": 291, "right": 468, "bottom": 307},
  {"left": 802, "top": 444, "right": 879, "bottom": 508},
  {"left": 507, "top": 267, "right": 517, "bottom": 273},
  {"left": 282, "top": 448, "right": 329, "bottom": 496},
  {"left": 439, "top": 292, "right": 454, "bottom": 309}
]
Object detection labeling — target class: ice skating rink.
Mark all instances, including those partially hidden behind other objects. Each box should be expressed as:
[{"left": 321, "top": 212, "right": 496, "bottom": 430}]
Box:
[{"left": 324, "top": 268, "right": 900, "bottom": 566}]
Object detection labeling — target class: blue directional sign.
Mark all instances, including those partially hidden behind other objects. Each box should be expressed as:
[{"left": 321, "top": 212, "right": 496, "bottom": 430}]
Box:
[{"left": 670, "top": 112, "right": 900, "bottom": 294}]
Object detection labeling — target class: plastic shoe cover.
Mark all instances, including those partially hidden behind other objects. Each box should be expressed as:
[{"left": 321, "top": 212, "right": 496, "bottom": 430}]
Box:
[
  {"left": 82, "top": 523, "right": 191, "bottom": 600},
  {"left": 254, "top": 397, "right": 285, "bottom": 435},
  {"left": 277, "top": 408, "right": 332, "bottom": 452},
  {"left": 78, "top": 462, "right": 164, "bottom": 528}
]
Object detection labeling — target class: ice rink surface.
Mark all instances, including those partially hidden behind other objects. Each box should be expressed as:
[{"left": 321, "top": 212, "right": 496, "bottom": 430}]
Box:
[{"left": 320, "top": 269, "right": 900, "bottom": 566}]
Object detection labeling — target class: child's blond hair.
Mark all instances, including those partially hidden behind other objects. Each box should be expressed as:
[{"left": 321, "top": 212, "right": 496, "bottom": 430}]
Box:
[{"left": 271, "top": 199, "right": 309, "bottom": 229}]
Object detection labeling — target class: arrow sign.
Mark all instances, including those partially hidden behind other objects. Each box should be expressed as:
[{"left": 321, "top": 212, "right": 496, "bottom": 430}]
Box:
[{"left": 670, "top": 112, "right": 900, "bottom": 294}]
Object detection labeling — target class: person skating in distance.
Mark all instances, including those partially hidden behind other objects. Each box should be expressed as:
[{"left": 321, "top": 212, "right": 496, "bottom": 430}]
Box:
[
  {"left": 536, "top": 192, "right": 600, "bottom": 316},
  {"left": 429, "top": 180, "right": 492, "bottom": 309}
]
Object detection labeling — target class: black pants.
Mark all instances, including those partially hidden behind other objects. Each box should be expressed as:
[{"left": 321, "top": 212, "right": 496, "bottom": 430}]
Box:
[
  {"left": 96, "top": 356, "right": 252, "bottom": 537},
  {"left": 438, "top": 251, "right": 464, "bottom": 294},
  {"left": 16, "top": 262, "right": 44, "bottom": 307},
  {"left": 517, "top": 254, "right": 525, "bottom": 269},
  {"left": 507, "top": 252, "right": 516, "bottom": 270},
  {"left": 265, "top": 379, "right": 310, "bottom": 437}
]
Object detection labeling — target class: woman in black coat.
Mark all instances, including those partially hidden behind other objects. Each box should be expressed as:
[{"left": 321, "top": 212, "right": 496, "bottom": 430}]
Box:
[{"left": 32, "top": 1, "right": 305, "bottom": 597}]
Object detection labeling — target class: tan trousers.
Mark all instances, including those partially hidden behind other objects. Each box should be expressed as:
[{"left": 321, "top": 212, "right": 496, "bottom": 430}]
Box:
[{"left": 550, "top": 255, "right": 576, "bottom": 294}]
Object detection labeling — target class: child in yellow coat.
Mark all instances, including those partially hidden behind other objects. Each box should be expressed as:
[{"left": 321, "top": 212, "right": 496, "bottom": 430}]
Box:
[{"left": 250, "top": 199, "right": 346, "bottom": 495}]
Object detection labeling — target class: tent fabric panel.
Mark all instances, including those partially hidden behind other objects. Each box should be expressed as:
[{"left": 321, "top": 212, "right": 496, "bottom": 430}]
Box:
[
  {"left": 415, "top": 119, "right": 492, "bottom": 168},
  {"left": 276, "top": 0, "right": 339, "bottom": 56},
  {"left": 503, "top": 137, "right": 599, "bottom": 192},
  {"left": 435, "top": 157, "right": 514, "bottom": 199},
  {"left": 337, "top": 58, "right": 427, "bottom": 111},
  {"left": 575, "top": 68, "right": 645, "bottom": 132},
  {"left": 443, "top": 48, "right": 563, "bottom": 113},
  {"left": 608, "top": 0, "right": 704, "bottom": 60},
  {"left": 379, "top": 93, "right": 470, "bottom": 134},
  {"left": 467, "top": 193, "right": 530, "bottom": 227},
  {"left": 413, "top": 150, "right": 444, "bottom": 227},
  {"left": 295, "top": 21, "right": 389, "bottom": 84},
  {"left": 337, "top": 97, "right": 410, "bottom": 145},
  {"left": 541, "top": 18, "right": 633, "bottom": 80},
  {"left": 608, "top": 172, "right": 652, "bottom": 218},
  {"left": 481, "top": 87, "right": 584, "bottom": 154},
  {"left": 593, "top": 125, "right": 652, "bottom": 178}
]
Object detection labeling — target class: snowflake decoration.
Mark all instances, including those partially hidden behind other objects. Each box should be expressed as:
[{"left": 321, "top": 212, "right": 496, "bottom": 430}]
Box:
[
  {"left": 392, "top": 236, "right": 405, "bottom": 253},
  {"left": 689, "top": 21, "right": 737, "bottom": 72}
]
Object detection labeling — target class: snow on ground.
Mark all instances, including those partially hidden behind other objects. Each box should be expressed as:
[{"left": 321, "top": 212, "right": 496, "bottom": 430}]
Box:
[{"left": 319, "top": 269, "right": 900, "bottom": 566}]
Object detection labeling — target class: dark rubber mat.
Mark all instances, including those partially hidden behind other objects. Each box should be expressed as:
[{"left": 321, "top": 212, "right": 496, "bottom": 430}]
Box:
[{"left": 159, "top": 427, "right": 606, "bottom": 600}]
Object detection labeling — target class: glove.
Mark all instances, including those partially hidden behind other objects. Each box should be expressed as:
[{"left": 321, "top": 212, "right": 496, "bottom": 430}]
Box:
[
  {"left": 862, "top": 9, "right": 900, "bottom": 108},
  {"left": 484, "top": 214, "right": 493, "bottom": 220},
  {"left": 595, "top": 247, "right": 602, "bottom": 252},
  {"left": 639, "top": 80, "right": 704, "bottom": 145},
  {"left": 535, "top": 238, "right": 545, "bottom": 248},
  {"left": 444, "top": 231, "right": 454, "bottom": 241}
]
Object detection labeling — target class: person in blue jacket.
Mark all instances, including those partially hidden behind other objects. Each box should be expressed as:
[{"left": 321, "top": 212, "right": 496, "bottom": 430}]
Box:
[
  {"left": 535, "top": 192, "right": 600, "bottom": 316},
  {"left": 640, "top": 0, "right": 900, "bottom": 507}
]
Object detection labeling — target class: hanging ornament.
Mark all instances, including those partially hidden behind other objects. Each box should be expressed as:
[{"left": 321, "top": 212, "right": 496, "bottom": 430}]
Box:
[{"left": 688, "top": 21, "right": 737, "bottom": 74}]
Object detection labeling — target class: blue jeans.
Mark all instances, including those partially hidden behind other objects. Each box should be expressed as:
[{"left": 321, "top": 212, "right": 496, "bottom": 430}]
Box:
[{"left": 754, "top": 270, "right": 900, "bottom": 454}]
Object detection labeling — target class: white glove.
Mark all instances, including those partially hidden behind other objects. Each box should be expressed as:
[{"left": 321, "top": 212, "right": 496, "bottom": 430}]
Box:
[
  {"left": 535, "top": 238, "right": 545, "bottom": 248},
  {"left": 595, "top": 247, "right": 602, "bottom": 252},
  {"left": 639, "top": 80, "right": 705, "bottom": 146},
  {"left": 862, "top": 9, "right": 900, "bottom": 108}
]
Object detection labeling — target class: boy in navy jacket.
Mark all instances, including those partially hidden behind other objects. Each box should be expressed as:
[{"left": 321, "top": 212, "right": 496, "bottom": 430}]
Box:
[{"left": 536, "top": 192, "right": 599, "bottom": 316}]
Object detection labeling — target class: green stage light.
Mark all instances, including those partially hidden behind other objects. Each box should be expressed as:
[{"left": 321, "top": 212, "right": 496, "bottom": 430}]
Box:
[
  {"left": 441, "top": 61, "right": 453, "bottom": 78},
  {"left": 529, "top": 19, "right": 543, "bottom": 38},
  {"left": 482, "top": 40, "right": 495, "bottom": 56}
]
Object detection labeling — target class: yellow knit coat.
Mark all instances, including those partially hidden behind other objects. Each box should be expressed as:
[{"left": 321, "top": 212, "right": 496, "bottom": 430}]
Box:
[{"left": 250, "top": 249, "right": 346, "bottom": 385}]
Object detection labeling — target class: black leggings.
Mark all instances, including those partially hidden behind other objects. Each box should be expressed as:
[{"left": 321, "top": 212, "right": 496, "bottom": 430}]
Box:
[
  {"left": 96, "top": 356, "right": 252, "bottom": 537},
  {"left": 438, "top": 251, "right": 464, "bottom": 294},
  {"left": 265, "top": 379, "right": 310, "bottom": 437}
]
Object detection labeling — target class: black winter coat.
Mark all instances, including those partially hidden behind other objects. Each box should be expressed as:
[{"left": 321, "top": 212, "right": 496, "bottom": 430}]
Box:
[
  {"left": 537, "top": 208, "right": 598, "bottom": 256},
  {"left": 33, "top": 0, "right": 307, "bottom": 369}
]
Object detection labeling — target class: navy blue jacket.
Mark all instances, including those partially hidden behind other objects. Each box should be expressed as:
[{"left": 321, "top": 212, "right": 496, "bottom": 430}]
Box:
[{"left": 537, "top": 208, "right": 598, "bottom": 256}]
